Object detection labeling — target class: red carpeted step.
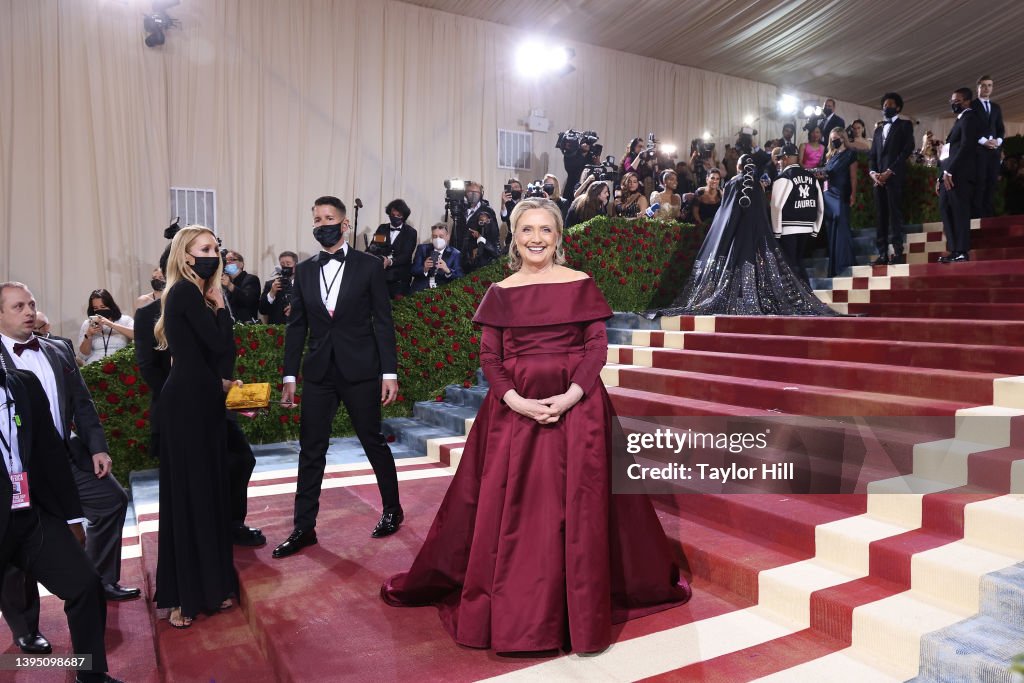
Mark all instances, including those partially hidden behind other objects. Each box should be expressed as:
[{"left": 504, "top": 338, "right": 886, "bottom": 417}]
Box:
[
  {"left": 698, "top": 316, "right": 1024, "bottom": 346},
  {"left": 677, "top": 332, "right": 1024, "bottom": 375},
  {"left": 846, "top": 302, "right": 1024, "bottom": 320},
  {"left": 607, "top": 385, "right": 776, "bottom": 417},
  {"left": 869, "top": 287, "right": 1024, "bottom": 304},
  {"left": 637, "top": 628, "right": 847, "bottom": 682},
  {"left": 972, "top": 234, "right": 1024, "bottom": 249},
  {"left": 614, "top": 366, "right": 972, "bottom": 415},
  {"left": 906, "top": 258, "right": 1024, "bottom": 277},
  {"left": 968, "top": 445, "right": 1024, "bottom": 493},
  {"left": 642, "top": 348, "right": 1001, "bottom": 403},
  {"left": 891, "top": 272, "right": 1024, "bottom": 290},
  {"left": 979, "top": 215, "right": 1024, "bottom": 229},
  {"left": 968, "top": 246, "right": 1024, "bottom": 261}
]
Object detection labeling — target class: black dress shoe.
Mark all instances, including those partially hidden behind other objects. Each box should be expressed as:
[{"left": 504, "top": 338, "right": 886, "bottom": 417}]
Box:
[
  {"left": 871, "top": 254, "right": 889, "bottom": 266},
  {"left": 233, "top": 525, "right": 267, "bottom": 547},
  {"left": 14, "top": 632, "right": 51, "bottom": 654},
  {"left": 103, "top": 583, "right": 142, "bottom": 601},
  {"left": 272, "top": 528, "right": 317, "bottom": 558},
  {"left": 951, "top": 252, "right": 969, "bottom": 262},
  {"left": 371, "top": 509, "right": 404, "bottom": 538}
]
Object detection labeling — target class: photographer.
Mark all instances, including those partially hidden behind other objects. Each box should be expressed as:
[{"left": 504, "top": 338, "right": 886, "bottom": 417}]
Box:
[
  {"left": 542, "top": 174, "right": 570, "bottom": 220},
  {"left": 690, "top": 139, "right": 726, "bottom": 189},
  {"left": 566, "top": 180, "right": 610, "bottom": 228},
  {"left": 411, "top": 223, "right": 463, "bottom": 293},
  {"left": 462, "top": 209, "right": 500, "bottom": 273},
  {"left": 221, "top": 250, "right": 261, "bottom": 323},
  {"left": 259, "top": 251, "right": 297, "bottom": 324},
  {"left": 781, "top": 122, "right": 798, "bottom": 148},
  {"left": 77, "top": 288, "right": 134, "bottom": 365},
  {"left": 499, "top": 178, "right": 523, "bottom": 249},
  {"left": 367, "top": 199, "right": 418, "bottom": 298},
  {"left": 816, "top": 98, "right": 845, "bottom": 143},
  {"left": 555, "top": 129, "right": 601, "bottom": 200}
]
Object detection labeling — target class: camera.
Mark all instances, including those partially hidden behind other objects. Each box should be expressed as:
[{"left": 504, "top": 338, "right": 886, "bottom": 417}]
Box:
[
  {"left": 583, "top": 155, "right": 620, "bottom": 182},
  {"left": 274, "top": 265, "right": 294, "bottom": 304},
  {"left": 734, "top": 127, "right": 758, "bottom": 155},
  {"left": 690, "top": 138, "right": 715, "bottom": 160},
  {"left": 525, "top": 181, "right": 546, "bottom": 198},
  {"left": 556, "top": 129, "right": 602, "bottom": 157}
]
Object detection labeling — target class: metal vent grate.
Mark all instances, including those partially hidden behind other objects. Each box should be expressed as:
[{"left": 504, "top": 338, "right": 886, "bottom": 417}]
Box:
[
  {"left": 170, "top": 187, "right": 217, "bottom": 232},
  {"left": 497, "top": 129, "right": 532, "bottom": 170}
]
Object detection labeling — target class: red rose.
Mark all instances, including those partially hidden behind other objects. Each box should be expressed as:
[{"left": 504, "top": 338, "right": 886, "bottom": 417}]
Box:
[
  {"left": 267, "top": 327, "right": 276, "bottom": 335},
  {"left": 258, "top": 359, "right": 267, "bottom": 367},
  {"left": 139, "top": 384, "right": 149, "bottom": 395},
  {"left": 111, "top": 428, "right": 122, "bottom": 438},
  {"left": 468, "top": 352, "right": 477, "bottom": 360},
  {"left": 396, "top": 395, "right": 405, "bottom": 402},
  {"left": 126, "top": 389, "right": 136, "bottom": 398},
  {"left": 279, "top": 415, "right": 289, "bottom": 424},
  {"left": 138, "top": 443, "right": 148, "bottom": 453},
  {"left": 235, "top": 337, "right": 243, "bottom": 345},
  {"left": 98, "top": 380, "right": 109, "bottom": 391},
  {"left": 452, "top": 342, "right": 460, "bottom": 351},
  {"left": 469, "top": 336, "right": 479, "bottom": 344},
  {"left": 471, "top": 276, "right": 479, "bottom": 282},
  {"left": 430, "top": 305, "right": 439, "bottom": 313},
  {"left": 292, "top": 414, "right": 300, "bottom": 423},
  {"left": 102, "top": 363, "right": 116, "bottom": 375},
  {"left": 435, "top": 396, "right": 444, "bottom": 402},
  {"left": 447, "top": 329, "right": 456, "bottom": 337},
  {"left": 249, "top": 341, "right": 259, "bottom": 350},
  {"left": 134, "top": 419, "right": 146, "bottom": 429},
  {"left": 128, "top": 405, "right": 139, "bottom": 414},
  {"left": 238, "top": 348, "right": 247, "bottom": 356},
  {"left": 142, "top": 410, "right": 149, "bottom": 419},
  {"left": 619, "top": 278, "right": 627, "bottom": 285},
  {"left": 435, "top": 361, "right": 444, "bottom": 370},
  {"left": 106, "top": 394, "right": 120, "bottom": 404}
]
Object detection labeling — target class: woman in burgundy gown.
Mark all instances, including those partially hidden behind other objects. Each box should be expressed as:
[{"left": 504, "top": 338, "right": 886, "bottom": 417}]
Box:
[{"left": 381, "top": 198, "right": 690, "bottom": 653}]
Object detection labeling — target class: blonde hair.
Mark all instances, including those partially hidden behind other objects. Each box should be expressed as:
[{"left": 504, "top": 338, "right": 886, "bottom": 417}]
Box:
[
  {"left": 542, "top": 173, "right": 561, "bottom": 198},
  {"left": 825, "top": 128, "right": 848, "bottom": 161},
  {"left": 507, "top": 198, "right": 566, "bottom": 272},
  {"left": 154, "top": 225, "right": 222, "bottom": 350}
]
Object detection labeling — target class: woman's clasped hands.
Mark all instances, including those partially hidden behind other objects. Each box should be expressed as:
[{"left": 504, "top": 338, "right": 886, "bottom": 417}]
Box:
[{"left": 503, "top": 384, "right": 585, "bottom": 424}]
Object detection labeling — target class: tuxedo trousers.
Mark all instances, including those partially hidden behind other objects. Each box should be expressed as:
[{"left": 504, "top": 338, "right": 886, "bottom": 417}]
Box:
[
  {"left": 972, "top": 147, "right": 1000, "bottom": 218},
  {"left": 293, "top": 359, "right": 400, "bottom": 531},
  {"left": 941, "top": 178, "right": 974, "bottom": 254},
  {"left": 873, "top": 179, "right": 905, "bottom": 253},
  {"left": 0, "top": 509, "right": 107, "bottom": 675}
]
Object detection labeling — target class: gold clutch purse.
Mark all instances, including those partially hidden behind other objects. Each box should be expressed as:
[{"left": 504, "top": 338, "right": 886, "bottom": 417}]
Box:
[{"left": 225, "top": 383, "right": 271, "bottom": 410}]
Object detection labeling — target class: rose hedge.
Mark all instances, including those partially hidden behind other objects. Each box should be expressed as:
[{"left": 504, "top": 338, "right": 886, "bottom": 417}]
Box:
[
  {"left": 849, "top": 153, "right": 943, "bottom": 229},
  {"left": 85, "top": 217, "right": 705, "bottom": 480}
]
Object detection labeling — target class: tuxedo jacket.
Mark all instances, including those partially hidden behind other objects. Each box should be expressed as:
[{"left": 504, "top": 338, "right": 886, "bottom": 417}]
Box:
[
  {"left": 1, "top": 337, "right": 107, "bottom": 473},
  {"left": 971, "top": 98, "right": 1005, "bottom": 142},
  {"left": 367, "top": 224, "right": 418, "bottom": 284},
  {"left": 410, "top": 244, "right": 463, "bottom": 293},
  {"left": 284, "top": 248, "right": 398, "bottom": 384},
  {"left": 940, "top": 109, "right": 980, "bottom": 182},
  {"left": 0, "top": 369, "right": 84, "bottom": 538},
  {"left": 818, "top": 113, "right": 846, "bottom": 144},
  {"left": 869, "top": 118, "right": 915, "bottom": 177}
]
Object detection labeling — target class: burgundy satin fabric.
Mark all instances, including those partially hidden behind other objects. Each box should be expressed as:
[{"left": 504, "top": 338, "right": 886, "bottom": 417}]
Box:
[{"left": 381, "top": 279, "right": 690, "bottom": 653}]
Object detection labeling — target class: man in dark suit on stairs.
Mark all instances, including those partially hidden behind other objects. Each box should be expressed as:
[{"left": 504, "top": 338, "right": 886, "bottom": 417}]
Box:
[
  {"left": 971, "top": 75, "right": 1005, "bottom": 218},
  {"left": 272, "top": 196, "right": 402, "bottom": 559},
  {"left": 868, "top": 92, "right": 916, "bottom": 266},
  {"left": 937, "top": 88, "right": 980, "bottom": 263}
]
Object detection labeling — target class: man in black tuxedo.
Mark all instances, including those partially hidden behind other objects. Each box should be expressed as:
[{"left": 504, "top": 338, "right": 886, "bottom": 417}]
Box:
[
  {"left": 937, "top": 88, "right": 980, "bottom": 263},
  {"left": 272, "top": 196, "right": 402, "bottom": 559},
  {"left": 0, "top": 366, "right": 121, "bottom": 683},
  {"left": 462, "top": 208, "right": 501, "bottom": 274},
  {"left": 868, "top": 92, "right": 916, "bottom": 265},
  {"left": 971, "top": 75, "right": 1005, "bottom": 218},
  {"left": 410, "top": 223, "right": 463, "bottom": 293},
  {"left": 0, "top": 282, "right": 139, "bottom": 656},
  {"left": 816, "top": 98, "right": 846, "bottom": 145},
  {"left": 367, "top": 199, "right": 418, "bottom": 299},
  {"left": 258, "top": 251, "right": 298, "bottom": 324},
  {"left": 222, "top": 251, "right": 261, "bottom": 323},
  {"left": 134, "top": 255, "right": 264, "bottom": 547}
]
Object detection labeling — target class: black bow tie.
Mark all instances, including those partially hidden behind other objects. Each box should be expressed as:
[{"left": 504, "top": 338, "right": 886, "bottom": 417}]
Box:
[
  {"left": 318, "top": 250, "right": 346, "bottom": 265},
  {"left": 13, "top": 337, "right": 40, "bottom": 356}
]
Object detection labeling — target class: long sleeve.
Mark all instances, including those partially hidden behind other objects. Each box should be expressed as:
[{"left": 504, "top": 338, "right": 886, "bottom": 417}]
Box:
[
  {"left": 133, "top": 303, "right": 168, "bottom": 395},
  {"left": 283, "top": 264, "right": 309, "bottom": 379},
  {"left": 258, "top": 279, "right": 274, "bottom": 315},
  {"left": 60, "top": 344, "right": 109, "bottom": 456},
  {"left": 569, "top": 320, "right": 608, "bottom": 396},
  {"left": 169, "top": 281, "right": 233, "bottom": 357},
  {"left": 479, "top": 325, "right": 515, "bottom": 400},
  {"left": 813, "top": 180, "right": 824, "bottom": 235},
  {"left": 393, "top": 229, "right": 417, "bottom": 268},
  {"left": 770, "top": 177, "right": 790, "bottom": 236},
  {"left": 368, "top": 259, "right": 399, "bottom": 376},
  {"left": 21, "top": 371, "right": 84, "bottom": 521}
]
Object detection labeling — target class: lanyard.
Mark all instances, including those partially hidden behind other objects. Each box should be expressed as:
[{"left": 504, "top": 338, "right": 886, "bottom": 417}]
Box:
[{"left": 320, "top": 262, "right": 343, "bottom": 308}]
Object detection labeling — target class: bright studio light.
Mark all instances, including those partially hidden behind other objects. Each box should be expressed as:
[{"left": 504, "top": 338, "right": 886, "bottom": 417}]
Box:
[
  {"left": 515, "top": 41, "right": 573, "bottom": 78},
  {"left": 778, "top": 94, "right": 798, "bottom": 115},
  {"left": 659, "top": 143, "right": 677, "bottom": 155},
  {"left": 803, "top": 105, "right": 815, "bottom": 117},
  {"left": 702, "top": 131, "right": 711, "bottom": 141},
  {"left": 743, "top": 115, "right": 755, "bottom": 126}
]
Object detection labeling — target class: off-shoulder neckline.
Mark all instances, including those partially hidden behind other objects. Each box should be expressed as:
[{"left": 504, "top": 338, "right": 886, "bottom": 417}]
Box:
[{"left": 492, "top": 276, "right": 591, "bottom": 290}]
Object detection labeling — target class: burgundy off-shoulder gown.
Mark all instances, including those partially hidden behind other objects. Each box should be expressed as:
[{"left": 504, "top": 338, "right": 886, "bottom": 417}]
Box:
[{"left": 382, "top": 278, "right": 690, "bottom": 653}]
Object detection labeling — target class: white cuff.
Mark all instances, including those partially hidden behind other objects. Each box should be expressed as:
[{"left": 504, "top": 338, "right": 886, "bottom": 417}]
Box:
[
  {"left": 382, "top": 374, "right": 398, "bottom": 380},
  {"left": 997, "top": 138, "right": 1004, "bottom": 146},
  {"left": 266, "top": 292, "right": 276, "bottom": 304},
  {"left": 283, "top": 376, "right": 296, "bottom": 384},
  {"left": 477, "top": 236, "right": 487, "bottom": 245},
  {"left": 67, "top": 517, "right": 87, "bottom": 525}
]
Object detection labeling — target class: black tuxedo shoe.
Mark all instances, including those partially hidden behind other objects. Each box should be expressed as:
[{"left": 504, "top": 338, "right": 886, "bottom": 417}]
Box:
[
  {"left": 889, "top": 252, "right": 906, "bottom": 265},
  {"left": 871, "top": 254, "right": 889, "bottom": 266},
  {"left": 14, "top": 632, "right": 51, "bottom": 654},
  {"left": 76, "top": 675, "right": 124, "bottom": 683},
  {"left": 951, "top": 252, "right": 969, "bottom": 262},
  {"left": 272, "top": 528, "right": 318, "bottom": 558},
  {"left": 103, "top": 582, "right": 142, "bottom": 601},
  {"left": 233, "top": 525, "right": 267, "bottom": 547},
  {"left": 371, "top": 509, "right": 404, "bottom": 538},
  {"left": 938, "top": 253, "right": 954, "bottom": 264}
]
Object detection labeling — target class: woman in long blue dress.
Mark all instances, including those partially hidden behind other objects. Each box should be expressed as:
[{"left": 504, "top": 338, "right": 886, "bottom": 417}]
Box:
[{"left": 821, "top": 129, "right": 859, "bottom": 278}]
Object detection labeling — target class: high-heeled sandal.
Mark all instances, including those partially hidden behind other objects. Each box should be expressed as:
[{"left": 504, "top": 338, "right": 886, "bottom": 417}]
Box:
[
  {"left": 169, "top": 607, "right": 193, "bottom": 629},
  {"left": 219, "top": 598, "right": 234, "bottom": 611}
]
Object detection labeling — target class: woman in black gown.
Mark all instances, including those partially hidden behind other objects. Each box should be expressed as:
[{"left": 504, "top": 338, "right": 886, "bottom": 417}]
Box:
[
  {"left": 820, "top": 129, "right": 858, "bottom": 277},
  {"left": 656, "top": 152, "right": 835, "bottom": 316},
  {"left": 154, "top": 225, "right": 238, "bottom": 628}
]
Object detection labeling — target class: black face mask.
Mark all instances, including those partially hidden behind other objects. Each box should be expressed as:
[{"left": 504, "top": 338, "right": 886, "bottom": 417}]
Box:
[
  {"left": 151, "top": 278, "right": 166, "bottom": 292},
  {"left": 510, "top": 190, "right": 522, "bottom": 201},
  {"left": 830, "top": 139, "right": 843, "bottom": 149},
  {"left": 951, "top": 102, "right": 965, "bottom": 114},
  {"left": 313, "top": 223, "right": 343, "bottom": 248},
  {"left": 542, "top": 183, "right": 555, "bottom": 195},
  {"left": 389, "top": 216, "right": 403, "bottom": 227},
  {"left": 94, "top": 308, "right": 114, "bottom": 320},
  {"left": 189, "top": 256, "right": 221, "bottom": 280},
  {"left": 822, "top": 107, "right": 833, "bottom": 117},
  {"left": 883, "top": 106, "right": 898, "bottom": 119}
]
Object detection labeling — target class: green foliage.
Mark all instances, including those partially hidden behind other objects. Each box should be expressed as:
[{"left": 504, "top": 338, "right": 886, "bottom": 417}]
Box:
[
  {"left": 1003, "top": 134, "right": 1024, "bottom": 159},
  {"left": 849, "top": 153, "right": 941, "bottom": 229},
  {"left": 563, "top": 216, "right": 709, "bottom": 310}
]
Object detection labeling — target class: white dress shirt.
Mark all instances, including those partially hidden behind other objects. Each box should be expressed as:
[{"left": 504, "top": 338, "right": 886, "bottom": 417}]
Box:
[
  {"left": 976, "top": 99, "right": 1003, "bottom": 146},
  {"left": 0, "top": 385, "right": 24, "bottom": 477},
  {"left": 1, "top": 333, "right": 64, "bottom": 438}
]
